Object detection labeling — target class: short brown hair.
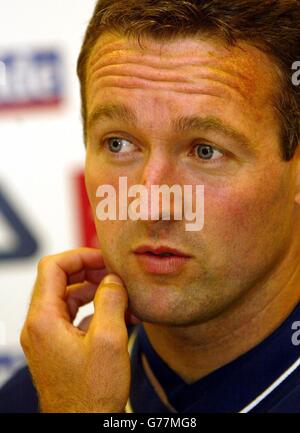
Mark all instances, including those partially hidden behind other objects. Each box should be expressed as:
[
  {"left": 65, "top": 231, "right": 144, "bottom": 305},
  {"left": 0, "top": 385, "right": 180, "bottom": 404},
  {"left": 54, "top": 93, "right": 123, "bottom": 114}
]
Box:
[{"left": 77, "top": 0, "right": 300, "bottom": 161}]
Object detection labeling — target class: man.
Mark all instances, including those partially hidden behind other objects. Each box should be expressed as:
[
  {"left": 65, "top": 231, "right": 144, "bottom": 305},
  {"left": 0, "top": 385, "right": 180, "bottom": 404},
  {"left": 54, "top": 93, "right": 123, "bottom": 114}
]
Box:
[{"left": 1, "top": 0, "right": 300, "bottom": 413}]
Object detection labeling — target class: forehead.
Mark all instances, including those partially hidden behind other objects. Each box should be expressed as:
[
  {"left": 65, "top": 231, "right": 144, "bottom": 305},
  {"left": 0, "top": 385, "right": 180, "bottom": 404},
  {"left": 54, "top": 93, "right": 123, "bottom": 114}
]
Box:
[{"left": 85, "top": 32, "right": 279, "bottom": 133}]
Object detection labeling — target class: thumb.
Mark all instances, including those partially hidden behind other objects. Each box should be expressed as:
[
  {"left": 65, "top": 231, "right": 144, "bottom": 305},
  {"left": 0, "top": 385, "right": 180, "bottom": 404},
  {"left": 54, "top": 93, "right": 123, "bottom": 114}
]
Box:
[{"left": 88, "top": 274, "right": 128, "bottom": 338}]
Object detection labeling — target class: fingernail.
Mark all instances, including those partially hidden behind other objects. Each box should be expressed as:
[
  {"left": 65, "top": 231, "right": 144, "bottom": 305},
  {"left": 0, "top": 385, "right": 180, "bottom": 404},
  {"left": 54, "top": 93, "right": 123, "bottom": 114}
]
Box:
[{"left": 102, "top": 274, "right": 123, "bottom": 285}]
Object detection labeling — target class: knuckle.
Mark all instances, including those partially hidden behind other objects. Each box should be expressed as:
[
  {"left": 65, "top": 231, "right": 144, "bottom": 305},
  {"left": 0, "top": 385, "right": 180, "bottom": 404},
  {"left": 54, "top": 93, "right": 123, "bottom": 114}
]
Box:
[
  {"left": 19, "top": 327, "right": 29, "bottom": 350},
  {"left": 100, "top": 285, "right": 124, "bottom": 301},
  {"left": 37, "top": 255, "right": 51, "bottom": 272},
  {"left": 96, "top": 286, "right": 127, "bottom": 310},
  {"left": 24, "top": 316, "right": 44, "bottom": 339},
  {"left": 93, "top": 328, "right": 128, "bottom": 353}
]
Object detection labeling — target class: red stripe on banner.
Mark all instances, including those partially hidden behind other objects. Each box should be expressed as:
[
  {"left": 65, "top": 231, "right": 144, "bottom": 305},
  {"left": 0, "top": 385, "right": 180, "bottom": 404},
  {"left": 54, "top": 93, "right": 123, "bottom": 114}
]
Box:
[{"left": 0, "top": 97, "right": 62, "bottom": 111}]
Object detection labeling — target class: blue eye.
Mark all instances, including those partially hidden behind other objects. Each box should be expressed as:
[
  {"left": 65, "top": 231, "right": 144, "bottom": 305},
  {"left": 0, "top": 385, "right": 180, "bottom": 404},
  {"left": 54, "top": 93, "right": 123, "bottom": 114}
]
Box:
[
  {"left": 195, "top": 144, "right": 223, "bottom": 161},
  {"left": 107, "top": 137, "right": 125, "bottom": 153},
  {"left": 105, "top": 137, "right": 136, "bottom": 155}
]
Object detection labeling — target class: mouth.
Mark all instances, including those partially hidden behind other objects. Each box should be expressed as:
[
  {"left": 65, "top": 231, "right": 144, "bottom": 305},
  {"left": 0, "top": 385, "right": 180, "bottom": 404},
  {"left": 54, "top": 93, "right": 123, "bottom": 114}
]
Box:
[
  {"left": 133, "top": 245, "right": 191, "bottom": 258},
  {"left": 133, "top": 245, "right": 192, "bottom": 274}
]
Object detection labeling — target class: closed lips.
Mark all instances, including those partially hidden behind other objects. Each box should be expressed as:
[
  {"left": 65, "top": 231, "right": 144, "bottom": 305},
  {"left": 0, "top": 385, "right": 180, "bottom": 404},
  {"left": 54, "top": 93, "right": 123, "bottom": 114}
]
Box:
[{"left": 133, "top": 246, "right": 191, "bottom": 257}]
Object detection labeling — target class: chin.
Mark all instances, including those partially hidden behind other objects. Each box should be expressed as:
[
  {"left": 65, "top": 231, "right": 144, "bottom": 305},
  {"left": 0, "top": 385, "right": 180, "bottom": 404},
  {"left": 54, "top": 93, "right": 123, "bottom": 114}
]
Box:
[
  {"left": 128, "top": 300, "right": 202, "bottom": 327},
  {"left": 124, "top": 276, "right": 234, "bottom": 326}
]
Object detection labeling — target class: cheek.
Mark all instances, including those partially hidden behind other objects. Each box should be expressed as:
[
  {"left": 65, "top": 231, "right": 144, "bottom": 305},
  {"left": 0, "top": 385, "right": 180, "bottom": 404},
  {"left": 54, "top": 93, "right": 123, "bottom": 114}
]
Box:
[
  {"left": 204, "top": 174, "right": 287, "bottom": 249},
  {"left": 85, "top": 157, "right": 118, "bottom": 250},
  {"left": 85, "top": 153, "right": 141, "bottom": 207},
  {"left": 198, "top": 179, "right": 287, "bottom": 283},
  {"left": 85, "top": 157, "right": 116, "bottom": 207},
  {"left": 85, "top": 157, "right": 138, "bottom": 255},
  {"left": 207, "top": 189, "right": 255, "bottom": 241}
]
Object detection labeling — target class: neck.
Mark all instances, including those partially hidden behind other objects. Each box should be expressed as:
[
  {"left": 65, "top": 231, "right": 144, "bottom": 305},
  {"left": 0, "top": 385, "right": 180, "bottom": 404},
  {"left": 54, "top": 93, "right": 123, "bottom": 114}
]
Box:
[{"left": 143, "top": 243, "right": 300, "bottom": 384}]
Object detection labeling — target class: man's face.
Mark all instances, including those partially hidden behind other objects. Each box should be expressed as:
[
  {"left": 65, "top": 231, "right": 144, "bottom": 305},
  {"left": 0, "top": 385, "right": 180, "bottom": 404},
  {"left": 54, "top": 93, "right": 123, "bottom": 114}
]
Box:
[{"left": 84, "top": 33, "right": 297, "bottom": 325}]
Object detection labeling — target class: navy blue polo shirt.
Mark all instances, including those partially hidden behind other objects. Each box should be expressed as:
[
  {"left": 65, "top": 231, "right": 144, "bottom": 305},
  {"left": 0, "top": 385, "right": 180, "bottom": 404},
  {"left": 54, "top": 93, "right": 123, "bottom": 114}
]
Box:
[
  {"left": 129, "top": 304, "right": 300, "bottom": 412},
  {"left": 0, "top": 304, "right": 300, "bottom": 413}
]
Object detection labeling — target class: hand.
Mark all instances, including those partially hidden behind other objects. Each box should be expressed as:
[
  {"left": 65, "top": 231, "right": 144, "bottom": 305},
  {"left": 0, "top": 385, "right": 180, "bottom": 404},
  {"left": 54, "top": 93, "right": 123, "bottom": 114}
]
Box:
[{"left": 20, "top": 248, "right": 131, "bottom": 413}]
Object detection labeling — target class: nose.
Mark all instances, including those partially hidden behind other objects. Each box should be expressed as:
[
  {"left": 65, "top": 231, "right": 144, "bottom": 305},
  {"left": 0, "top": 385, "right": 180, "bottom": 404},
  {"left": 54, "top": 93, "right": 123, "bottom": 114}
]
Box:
[
  {"left": 138, "top": 151, "right": 181, "bottom": 221},
  {"left": 141, "top": 151, "right": 172, "bottom": 189}
]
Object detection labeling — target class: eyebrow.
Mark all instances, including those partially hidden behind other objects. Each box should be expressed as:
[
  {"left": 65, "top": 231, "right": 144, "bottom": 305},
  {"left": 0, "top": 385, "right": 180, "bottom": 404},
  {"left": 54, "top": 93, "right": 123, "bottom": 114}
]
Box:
[{"left": 88, "top": 103, "right": 253, "bottom": 150}]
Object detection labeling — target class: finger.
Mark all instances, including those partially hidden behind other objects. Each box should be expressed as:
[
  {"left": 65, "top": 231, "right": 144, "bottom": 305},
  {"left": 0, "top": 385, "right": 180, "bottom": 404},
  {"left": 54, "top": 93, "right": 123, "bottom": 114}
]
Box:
[
  {"left": 67, "top": 268, "right": 108, "bottom": 286},
  {"left": 67, "top": 282, "right": 141, "bottom": 326},
  {"left": 77, "top": 314, "right": 93, "bottom": 332},
  {"left": 78, "top": 309, "right": 140, "bottom": 332},
  {"left": 87, "top": 274, "right": 128, "bottom": 340},
  {"left": 33, "top": 248, "right": 105, "bottom": 305},
  {"left": 66, "top": 282, "right": 98, "bottom": 321}
]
